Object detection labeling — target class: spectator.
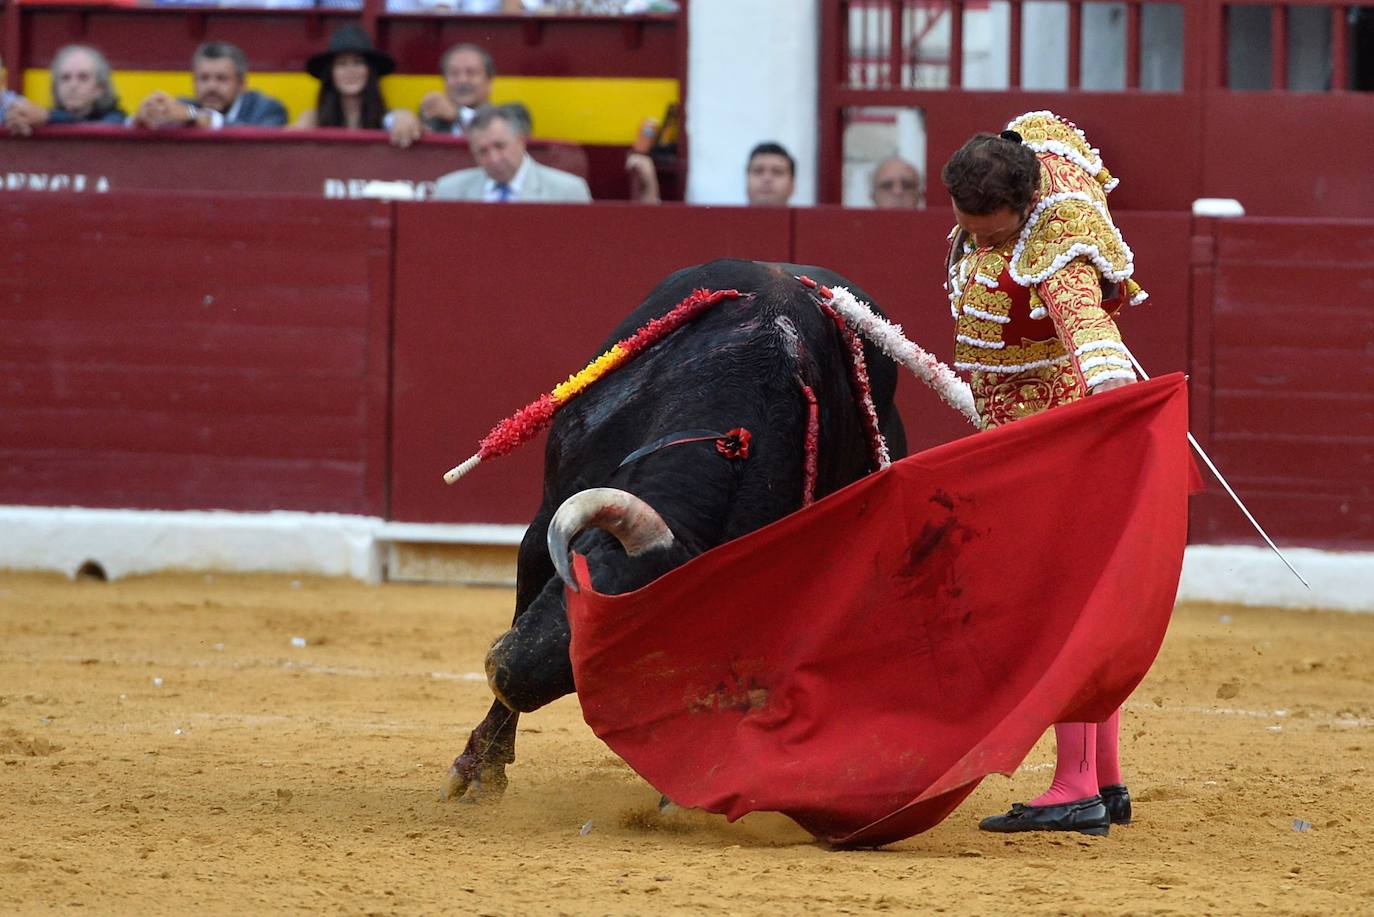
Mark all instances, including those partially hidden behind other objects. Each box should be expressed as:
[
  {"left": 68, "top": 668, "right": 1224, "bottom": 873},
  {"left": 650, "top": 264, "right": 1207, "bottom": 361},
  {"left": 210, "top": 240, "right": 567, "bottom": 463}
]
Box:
[
  {"left": 625, "top": 152, "right": 661, "bottom": 204},
  {"left": 4, "top": 45, "right": 125, "bottom": 136},
  {"left": 427, "top": 43, "right": 494, "bottom": 135},
  {"left": 385, "top": 0, "right": 501, "bottom": 11},
  {"left": 389, "top": 41, "right": 496, "bottom": 145},
  {"left": 745, "top": 141, "right": 795, "bottom": 207},
  {"left": 500, "top": 100, "right": 534, "bottom": 136},
  {"left": 518, "top": 1, "right": 680, "bottom": 10},
  {"left": 623, "top": 114, "right": 664, "bottom": 204},
  {"left": 432, "top": 104, "right": 590, "bottom": 202},
  {"left": 870, "top": 156, "right": 922, "bottom": 209},
  {"left": 132, "top": 42, "right": 287, "bottom": 130},
  {"left": 294, "top": 25, "right": 393, "bottom": 130},
  {"left": 1, "top": 53, "right": 18, "bottom": 123}
]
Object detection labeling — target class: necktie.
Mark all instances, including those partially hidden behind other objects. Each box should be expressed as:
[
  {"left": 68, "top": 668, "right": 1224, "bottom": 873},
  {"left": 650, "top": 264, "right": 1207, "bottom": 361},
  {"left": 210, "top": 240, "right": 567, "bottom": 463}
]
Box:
[{"left": 495, "top": 182, "right": 512, "bottom": 202}]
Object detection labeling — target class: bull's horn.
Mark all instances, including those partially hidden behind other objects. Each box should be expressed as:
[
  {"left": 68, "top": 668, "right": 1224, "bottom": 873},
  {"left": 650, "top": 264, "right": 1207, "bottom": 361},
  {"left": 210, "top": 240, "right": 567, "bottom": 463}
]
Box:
[{"left": 547, "top": 488, "right": 675, "bottom": 593}]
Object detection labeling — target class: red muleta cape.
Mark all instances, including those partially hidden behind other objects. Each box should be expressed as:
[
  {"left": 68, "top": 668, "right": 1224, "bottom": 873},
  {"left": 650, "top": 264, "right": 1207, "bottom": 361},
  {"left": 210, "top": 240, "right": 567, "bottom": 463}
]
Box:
[{"left": 566, "top": 373, "right": 1190, "bottom": 847}]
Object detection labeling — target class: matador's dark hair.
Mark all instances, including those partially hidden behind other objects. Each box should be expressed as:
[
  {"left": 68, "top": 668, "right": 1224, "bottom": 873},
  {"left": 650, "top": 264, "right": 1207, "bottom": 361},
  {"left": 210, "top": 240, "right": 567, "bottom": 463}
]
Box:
[{"left": 940, "top": 132, "right": 1041, "bottom": 215}]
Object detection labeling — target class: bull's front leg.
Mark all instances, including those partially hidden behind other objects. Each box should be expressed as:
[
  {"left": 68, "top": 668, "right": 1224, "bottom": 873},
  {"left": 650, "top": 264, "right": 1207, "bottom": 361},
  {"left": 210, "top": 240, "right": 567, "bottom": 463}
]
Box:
[{"left": 440, "top": 699, "right": 519, "bottom": 803}]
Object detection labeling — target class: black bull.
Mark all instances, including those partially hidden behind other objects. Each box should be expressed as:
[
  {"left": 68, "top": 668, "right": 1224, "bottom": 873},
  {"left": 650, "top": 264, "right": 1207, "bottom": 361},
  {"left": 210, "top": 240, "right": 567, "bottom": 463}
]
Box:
[{"left": 442, "top": 258, "right": 909, "bottom": 802}]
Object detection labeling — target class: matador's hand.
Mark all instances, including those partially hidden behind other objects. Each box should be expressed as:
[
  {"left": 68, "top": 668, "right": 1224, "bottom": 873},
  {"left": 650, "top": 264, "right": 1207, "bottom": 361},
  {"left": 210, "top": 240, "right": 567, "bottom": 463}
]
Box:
[{"left": 1091, "top": 377, "right": 1134, "bottom": 394}]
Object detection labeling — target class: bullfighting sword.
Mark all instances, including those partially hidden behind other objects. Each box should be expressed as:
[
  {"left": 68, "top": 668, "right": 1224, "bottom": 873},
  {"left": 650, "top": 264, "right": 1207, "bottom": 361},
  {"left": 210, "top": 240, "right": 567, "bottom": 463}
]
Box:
[
  {"left": 1125, "top": 349, "right": 1310, "bottom": 590},
  {"left": 820, "top": 279, "right": 1309, "bottom": 589}
]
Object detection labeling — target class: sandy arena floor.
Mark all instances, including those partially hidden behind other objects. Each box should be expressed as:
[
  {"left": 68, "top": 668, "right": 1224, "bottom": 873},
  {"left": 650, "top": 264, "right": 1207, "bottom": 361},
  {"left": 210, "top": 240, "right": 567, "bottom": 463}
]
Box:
[{"left": 0, "top": 571, "right": 1370, "bottom": 915}]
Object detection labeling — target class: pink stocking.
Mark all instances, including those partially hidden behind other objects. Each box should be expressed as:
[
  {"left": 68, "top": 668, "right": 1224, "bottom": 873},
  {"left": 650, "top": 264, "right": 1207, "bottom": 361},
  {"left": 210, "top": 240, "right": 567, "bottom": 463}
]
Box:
[
  {"left": 1095, "top": 707, "right": 1122, "bottom": 787},
  {"left": 1028, "top": 722, "right": 1099, "bottom": 807}
]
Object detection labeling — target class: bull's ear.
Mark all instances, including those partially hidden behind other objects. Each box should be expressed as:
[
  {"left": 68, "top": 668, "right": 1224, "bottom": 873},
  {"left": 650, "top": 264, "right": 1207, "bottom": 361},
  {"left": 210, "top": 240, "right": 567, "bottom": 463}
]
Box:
[{"left": 548, "top": 488, "right": 675, "bottom": 591}]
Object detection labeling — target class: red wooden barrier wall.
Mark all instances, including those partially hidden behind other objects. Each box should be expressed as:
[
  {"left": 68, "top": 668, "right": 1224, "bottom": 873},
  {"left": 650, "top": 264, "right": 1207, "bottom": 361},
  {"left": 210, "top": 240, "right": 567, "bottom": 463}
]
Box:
[
  {"left": 0, "top": 129, "right": 588, "bottom": 198},
  {"left": 1, "top": 194, "right": 1369, "bottom": 548},
  {"left": 1199, "top": 94, "right": 1374, "bottom": 219},
  {"left": 390, "top": 202, "right": 793, "bottom": 525},
  {"left": 0, "top": 193, "right": 392, "bottom": 514},
  {"left": 1190, "top": 217, "right": 1374, "bottom": 547}
]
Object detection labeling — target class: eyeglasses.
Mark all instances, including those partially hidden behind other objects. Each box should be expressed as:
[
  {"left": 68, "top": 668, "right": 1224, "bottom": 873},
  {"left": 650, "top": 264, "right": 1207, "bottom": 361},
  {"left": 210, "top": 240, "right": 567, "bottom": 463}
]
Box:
[{"left": 877, "top": 178, "right": 918, "bottom": 192}]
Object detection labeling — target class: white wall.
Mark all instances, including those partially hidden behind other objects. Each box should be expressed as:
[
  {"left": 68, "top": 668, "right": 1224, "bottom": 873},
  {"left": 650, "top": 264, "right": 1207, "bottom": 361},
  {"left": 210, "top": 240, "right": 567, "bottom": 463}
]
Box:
[
  {"left": 3, "top": 505, "right": 1371, "bottom": 612},
  {"left": 686, "top": 0, "right": 820, "bottom": 205}
]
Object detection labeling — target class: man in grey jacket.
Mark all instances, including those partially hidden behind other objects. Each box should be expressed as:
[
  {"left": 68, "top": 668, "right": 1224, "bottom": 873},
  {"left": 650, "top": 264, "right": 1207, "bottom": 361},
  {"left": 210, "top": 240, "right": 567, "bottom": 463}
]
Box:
[
  {"left": 432, "top": 105, "right": 591, "bottom": 203},
  {"left": 132, "top": 42, "right": 287, "bottom": 130}
]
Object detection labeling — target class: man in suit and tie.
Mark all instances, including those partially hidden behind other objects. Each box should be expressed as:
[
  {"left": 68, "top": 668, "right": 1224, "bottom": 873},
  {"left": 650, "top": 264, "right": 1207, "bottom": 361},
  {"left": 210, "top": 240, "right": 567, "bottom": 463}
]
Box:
[
  {"left": 132, "top": 42, "right": 287, "bottom": 130},
  {"left": 386, "top": 42, "right": 496, "bottom": 148},
  {"left": 432, "top": 104, "right": 592, "bottom": 203},
  {"left": 422, "top": 43, "right": 494, "bottom": 137}
]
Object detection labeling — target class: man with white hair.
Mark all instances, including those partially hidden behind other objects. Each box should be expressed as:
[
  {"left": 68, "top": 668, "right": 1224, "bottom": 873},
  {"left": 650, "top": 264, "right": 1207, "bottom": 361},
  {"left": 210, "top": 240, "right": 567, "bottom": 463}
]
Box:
[{"left": 4, "top": 45, "right": 126, "bottom": 136}]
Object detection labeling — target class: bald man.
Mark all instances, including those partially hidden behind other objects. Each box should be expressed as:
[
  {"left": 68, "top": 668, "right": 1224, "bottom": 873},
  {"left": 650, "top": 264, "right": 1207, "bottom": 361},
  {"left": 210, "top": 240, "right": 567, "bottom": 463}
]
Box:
[{"left": 871, "top": 157, "right": 921, "bottom": 209}]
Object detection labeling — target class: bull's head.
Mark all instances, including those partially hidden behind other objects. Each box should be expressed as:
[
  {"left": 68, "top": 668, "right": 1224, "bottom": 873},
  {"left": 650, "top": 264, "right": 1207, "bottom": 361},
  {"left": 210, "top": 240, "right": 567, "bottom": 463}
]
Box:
[
  {"left": 486, "top": 488, "right": 680, "bottom": 713},
  {"left": 546, "top": 487, "right": 677, "bottom": 593}
]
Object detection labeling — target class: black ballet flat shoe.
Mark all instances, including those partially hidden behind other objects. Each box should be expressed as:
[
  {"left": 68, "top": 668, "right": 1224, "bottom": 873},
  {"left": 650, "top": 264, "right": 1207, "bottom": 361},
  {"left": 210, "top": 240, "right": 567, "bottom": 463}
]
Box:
[
  {"left": 1099, "top": 784, "right": 1132, "bottom": 825},
  {"left": 978, "top": 796, "right": 1110, "bottom": 836}
]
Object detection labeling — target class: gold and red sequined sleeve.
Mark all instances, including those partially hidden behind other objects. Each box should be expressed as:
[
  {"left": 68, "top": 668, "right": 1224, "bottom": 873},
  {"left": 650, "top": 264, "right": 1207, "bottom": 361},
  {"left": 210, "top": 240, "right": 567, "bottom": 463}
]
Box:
[{"left": 1036, "top": 261, "right": 1135, "bottom": 390}]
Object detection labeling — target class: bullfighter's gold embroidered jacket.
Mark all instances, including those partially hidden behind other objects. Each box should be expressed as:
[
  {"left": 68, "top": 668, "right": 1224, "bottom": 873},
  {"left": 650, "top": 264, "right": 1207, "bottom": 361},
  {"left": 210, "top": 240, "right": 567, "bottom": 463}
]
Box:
[{"left": 947, "top": 111, "right": 1146, "bottom": 429}]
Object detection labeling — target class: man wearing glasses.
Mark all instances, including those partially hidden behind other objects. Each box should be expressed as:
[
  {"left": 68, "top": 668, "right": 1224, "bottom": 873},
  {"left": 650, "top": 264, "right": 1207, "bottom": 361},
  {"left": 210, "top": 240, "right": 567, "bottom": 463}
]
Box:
[{"left": 871, "top": 156, "right": 921, "bottom": 209}]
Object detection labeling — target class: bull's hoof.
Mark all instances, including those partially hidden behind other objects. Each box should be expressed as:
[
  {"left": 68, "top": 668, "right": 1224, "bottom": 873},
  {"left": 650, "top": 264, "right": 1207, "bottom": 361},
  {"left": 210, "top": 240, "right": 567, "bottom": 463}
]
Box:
[
  {"left": 438, "top": 758, "right": 509, "bottom": 804},
  {"left": 438, "top": 766, "right": 465, "bottom": 802},
  {"left": 457, "top": 766, "right": 509, "bottom": 805}
]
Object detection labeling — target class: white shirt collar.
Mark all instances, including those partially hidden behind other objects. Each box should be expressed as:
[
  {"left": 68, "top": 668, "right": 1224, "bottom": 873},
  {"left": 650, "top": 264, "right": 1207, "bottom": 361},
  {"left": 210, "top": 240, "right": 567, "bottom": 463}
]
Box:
[
  {"left": 483, "top": 155, "right": 532, "bottom": 202},
  {"left": 450, "top": 106, "right": 478, "bottom": 135},
  {"left": 224, "top": 93, "right": 244, "bottom": 124}
]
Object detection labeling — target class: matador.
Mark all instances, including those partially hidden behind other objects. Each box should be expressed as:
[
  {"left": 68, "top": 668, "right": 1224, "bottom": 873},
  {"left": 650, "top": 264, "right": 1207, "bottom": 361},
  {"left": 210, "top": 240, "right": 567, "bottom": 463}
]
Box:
[{"left": 942, "top": 110, "right": 1145, "bottom": 835}]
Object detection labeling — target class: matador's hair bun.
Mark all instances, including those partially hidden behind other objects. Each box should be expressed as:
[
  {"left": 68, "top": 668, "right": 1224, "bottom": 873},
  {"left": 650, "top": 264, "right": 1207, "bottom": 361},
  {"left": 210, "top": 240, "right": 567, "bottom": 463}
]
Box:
[{"left": 999, "top": 129, "right": 1024, "bottom": 144}]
